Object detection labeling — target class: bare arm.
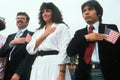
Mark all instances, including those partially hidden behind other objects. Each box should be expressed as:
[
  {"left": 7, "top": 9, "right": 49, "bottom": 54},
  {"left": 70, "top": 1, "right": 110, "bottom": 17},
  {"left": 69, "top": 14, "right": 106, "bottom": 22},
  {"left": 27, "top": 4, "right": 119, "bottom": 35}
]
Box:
[{"left": 57, "top": 64, "right": 66, "bottom": 80}]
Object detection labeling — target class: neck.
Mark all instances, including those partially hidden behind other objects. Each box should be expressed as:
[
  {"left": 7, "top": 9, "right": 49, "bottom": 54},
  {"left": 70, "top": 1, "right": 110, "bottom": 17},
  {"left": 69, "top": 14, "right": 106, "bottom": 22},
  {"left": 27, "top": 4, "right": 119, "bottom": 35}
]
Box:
[
  {"left": 46, "top": 22, "right": 53, "bottom": 28},
  {"left": 87, "top": 20, "right": 99, "bottom": 25}
]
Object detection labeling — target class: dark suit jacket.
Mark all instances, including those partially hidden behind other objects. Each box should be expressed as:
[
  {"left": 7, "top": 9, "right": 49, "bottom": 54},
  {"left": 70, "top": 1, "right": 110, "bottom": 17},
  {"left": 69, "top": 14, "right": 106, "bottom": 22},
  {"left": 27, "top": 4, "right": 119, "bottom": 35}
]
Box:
[
  {"left": 0, "top": 30, "right": 34, "bottom": 80},
  {"left": 67, "top": 23, "right": 120, "bottom": 80}
]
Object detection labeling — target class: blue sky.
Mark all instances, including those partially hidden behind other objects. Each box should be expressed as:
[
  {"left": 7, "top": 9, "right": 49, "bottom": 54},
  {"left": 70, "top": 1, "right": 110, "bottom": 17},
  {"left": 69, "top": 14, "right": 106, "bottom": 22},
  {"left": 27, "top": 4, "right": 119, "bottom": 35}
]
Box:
[{"left": 1, "top": 0, "right": 120, "bottom": 37}]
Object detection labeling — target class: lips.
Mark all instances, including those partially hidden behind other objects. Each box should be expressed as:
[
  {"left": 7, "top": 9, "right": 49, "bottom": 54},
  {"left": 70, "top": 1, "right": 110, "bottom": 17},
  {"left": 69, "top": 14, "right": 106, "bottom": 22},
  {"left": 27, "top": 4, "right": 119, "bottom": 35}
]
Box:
[
  {"left": 85, "top": 16, "right": 91, "bottom": 19},
  {"left": 43, "top": 16, "right": 48, "bottom": 19}
]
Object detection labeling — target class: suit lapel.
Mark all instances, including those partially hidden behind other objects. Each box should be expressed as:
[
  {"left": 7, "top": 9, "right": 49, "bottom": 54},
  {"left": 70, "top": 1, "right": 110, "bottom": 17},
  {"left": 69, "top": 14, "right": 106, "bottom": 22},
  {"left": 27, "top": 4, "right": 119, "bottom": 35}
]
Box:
[
  {"left": 11, "top": 34, "right": 16, "bottom": 40},
  {"left": 99, "top": 23, "right": 105, "bottom": 34},
  {"left": 13, "top": 30, "right": 28, "bottom": 50},
  {"left": 21, "top": 30, "right": 28, "bottom": 37},
  {"left": 11, "top": 30, "right": 28, "bottom": 39},
  {"left": 85, "top": 26, "right": 88, "bottom": 34}
]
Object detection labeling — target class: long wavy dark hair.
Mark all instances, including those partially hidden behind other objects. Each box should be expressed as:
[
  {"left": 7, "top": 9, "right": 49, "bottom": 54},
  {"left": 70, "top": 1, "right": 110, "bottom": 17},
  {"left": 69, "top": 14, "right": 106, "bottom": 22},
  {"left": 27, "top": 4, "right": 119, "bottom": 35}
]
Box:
[
  {"left": 38, "top": 2, "right": 67, "bottom": 29},
  {"left": 81, "top": 0, "right": 103, "bottom": 22}
]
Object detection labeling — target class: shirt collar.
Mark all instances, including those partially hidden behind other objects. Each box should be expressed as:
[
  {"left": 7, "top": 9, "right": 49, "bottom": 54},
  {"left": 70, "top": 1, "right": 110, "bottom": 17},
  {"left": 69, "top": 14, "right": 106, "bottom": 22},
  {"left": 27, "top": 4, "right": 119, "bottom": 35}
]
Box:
[
  {"left": 43, "top": 23, "right": 56, "bottom": 29},
  {"left": 87, "top": 21, "right": 99, "bottom": 31},
  {"left": 18, "top": 27, "right": 27, "bottom": 33}
]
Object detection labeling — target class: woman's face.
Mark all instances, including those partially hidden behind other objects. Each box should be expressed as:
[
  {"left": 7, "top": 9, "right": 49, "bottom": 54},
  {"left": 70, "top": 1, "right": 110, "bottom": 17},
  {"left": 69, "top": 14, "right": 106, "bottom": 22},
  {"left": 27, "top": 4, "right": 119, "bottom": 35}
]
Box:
[{"left": 42, "top": 9, "right": 52, "bottom": 23}]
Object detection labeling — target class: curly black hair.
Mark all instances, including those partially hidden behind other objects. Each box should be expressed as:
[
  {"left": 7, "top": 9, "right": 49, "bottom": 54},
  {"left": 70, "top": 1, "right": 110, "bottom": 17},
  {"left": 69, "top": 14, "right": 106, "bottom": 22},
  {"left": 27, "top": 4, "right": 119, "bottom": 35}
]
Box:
[{"left": 38, "top": 2, "right": 67, "bottom": 29}]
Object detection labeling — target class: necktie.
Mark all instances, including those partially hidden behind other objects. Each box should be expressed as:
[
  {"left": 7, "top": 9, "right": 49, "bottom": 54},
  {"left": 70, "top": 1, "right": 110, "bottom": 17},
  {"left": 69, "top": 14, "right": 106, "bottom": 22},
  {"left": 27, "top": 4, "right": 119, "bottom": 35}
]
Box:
[
  {"left": 15, "top": 31, "right": 22, "bottom": 38},
  {"left": 84, "top": 26, "right": 95, "bottom": 64},
  {"left": 9, "top": 31, "right": 22, "bottom": 61}
]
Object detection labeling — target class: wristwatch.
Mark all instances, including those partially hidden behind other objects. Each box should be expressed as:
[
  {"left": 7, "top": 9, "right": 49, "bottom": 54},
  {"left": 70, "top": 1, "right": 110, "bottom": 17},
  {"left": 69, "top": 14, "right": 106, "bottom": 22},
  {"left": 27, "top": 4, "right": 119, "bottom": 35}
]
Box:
[{"left": 60, "top": 70, "right": 66, "bottom": 73}]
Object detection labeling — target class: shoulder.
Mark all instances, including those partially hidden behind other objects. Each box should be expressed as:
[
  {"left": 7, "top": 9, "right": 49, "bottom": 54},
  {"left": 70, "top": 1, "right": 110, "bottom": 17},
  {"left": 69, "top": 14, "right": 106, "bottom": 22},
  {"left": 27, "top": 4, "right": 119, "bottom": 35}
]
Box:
[
  {"left": 0, "top": 34, "right": 5, "bottom": 38},
  {"left": 102, "top": 23, "right": 118, "bottom": 31},
  {"left": 54, "top": 23, "right": 69, "bottom": 32},
  {"left": 28, "top": 31, "right": 34, "bottom": 35},
  {"left": 102, "top": 23, "right": 117, "bottom": 27},
  {"left": 4, "top": 33, "right": 16, "bottom": 40},
  {"left": 55, "top": 23, "right": 69, "bottom": 29},
  {"left": 71, "top": 27, "right": 87, "bottom": 38},
  {"left": 8, "top": 33, "right": 16, "bottom": 37},
  {"left": 75, "top": 27, "right": 86, "bottom": 34}
]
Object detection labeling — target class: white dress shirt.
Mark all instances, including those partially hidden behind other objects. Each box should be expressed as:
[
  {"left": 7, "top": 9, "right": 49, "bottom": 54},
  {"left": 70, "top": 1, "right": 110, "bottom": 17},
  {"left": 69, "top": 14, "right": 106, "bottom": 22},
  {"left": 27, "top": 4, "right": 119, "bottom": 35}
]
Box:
[{"left": 87, "top": 21, "right": 100, "bottom": 63}]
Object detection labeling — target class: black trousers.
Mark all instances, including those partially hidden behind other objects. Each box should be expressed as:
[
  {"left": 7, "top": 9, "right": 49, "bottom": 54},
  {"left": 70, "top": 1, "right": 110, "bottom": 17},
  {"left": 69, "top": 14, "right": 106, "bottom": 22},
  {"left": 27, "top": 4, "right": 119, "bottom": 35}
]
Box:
[{"left": 89, "top": 63, "right": 104, "bottom": 80}]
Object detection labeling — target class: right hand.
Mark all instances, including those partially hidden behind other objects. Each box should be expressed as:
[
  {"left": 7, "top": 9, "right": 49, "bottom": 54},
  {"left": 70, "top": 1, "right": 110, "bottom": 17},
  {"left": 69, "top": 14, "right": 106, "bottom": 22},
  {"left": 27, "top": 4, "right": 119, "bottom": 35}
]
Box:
[
  {"left": 43, "top": 27, "right": 56, "bottom": 37},
  {"left": 34, "top": 27, "right": 56, "bottom": 50},
  {"left": 10, "top": 37, "right": 26, "bottom": 46},
  {"left": 85, "top": 33, "right": 106, "bottom": 41},
  {"left": 11, "top": 73, "right": 20, "bottom": 80}
]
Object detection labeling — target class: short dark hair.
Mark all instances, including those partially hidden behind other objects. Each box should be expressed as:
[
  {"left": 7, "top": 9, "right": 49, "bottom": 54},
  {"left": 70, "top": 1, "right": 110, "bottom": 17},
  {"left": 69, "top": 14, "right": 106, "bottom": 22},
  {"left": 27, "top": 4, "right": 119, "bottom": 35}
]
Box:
[
  {"left": 17, "top": 12, "right": 30, "bottom": 21},
  {"left": 0, "top": 17, "right": 5, "bottom": 31},
  {"left": 81, "top": 0, "right": 103, "bottom": 22},
  {"left": 38, "top": 2, "right": 66, "bottom": 29}
]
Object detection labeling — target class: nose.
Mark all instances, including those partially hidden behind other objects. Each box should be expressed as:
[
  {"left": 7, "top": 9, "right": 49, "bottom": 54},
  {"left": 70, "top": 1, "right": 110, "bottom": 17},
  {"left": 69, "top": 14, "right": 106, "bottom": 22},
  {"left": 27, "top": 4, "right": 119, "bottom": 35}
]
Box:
[
  {"left": 84, "top": 10, "right": 89, "bottom": 15},
  {"left": 85, "top": 10, "right": 89, "bottom": 14},
  {"left": 43, "top": 12, "right": 46, "bottom": 16},
  {"left": 43, "top": 11, "right": 47, "bottom": 15}
]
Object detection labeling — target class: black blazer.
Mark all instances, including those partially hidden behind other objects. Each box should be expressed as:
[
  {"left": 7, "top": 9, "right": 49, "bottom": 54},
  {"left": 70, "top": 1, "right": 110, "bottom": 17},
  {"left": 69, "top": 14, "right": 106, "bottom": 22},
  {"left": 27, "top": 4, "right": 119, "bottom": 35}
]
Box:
[
  {"left": 0, "top": 30, "right": 34, "bottom": 80},
  {"left": 67, "top": 23, "right": 120, "bottom": 80}
]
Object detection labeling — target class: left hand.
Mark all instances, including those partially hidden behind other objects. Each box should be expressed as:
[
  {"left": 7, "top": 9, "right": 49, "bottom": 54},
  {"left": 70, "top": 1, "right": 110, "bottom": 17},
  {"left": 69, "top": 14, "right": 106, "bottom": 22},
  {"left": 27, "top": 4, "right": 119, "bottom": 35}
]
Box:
[{"left": 11, "top": 73, "right": 20, "bottom": 80}]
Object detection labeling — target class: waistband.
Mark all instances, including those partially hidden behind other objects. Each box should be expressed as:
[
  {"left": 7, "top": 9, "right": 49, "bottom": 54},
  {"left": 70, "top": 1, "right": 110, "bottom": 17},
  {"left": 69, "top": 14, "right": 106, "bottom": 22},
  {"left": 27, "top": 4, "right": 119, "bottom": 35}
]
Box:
[
  {"left": 90, "top": 62, "right": 101, "bottom": 69},
  {"left": 37, "top": 50, "right": 59, "bottom": 56}
]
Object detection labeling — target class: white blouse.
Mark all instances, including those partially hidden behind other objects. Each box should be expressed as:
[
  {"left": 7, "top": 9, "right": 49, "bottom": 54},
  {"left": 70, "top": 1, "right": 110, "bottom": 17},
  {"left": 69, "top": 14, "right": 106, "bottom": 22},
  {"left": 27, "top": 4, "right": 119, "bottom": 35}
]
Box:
[{"left": 26, "top": 23, "right": 71, "bottom": 64}]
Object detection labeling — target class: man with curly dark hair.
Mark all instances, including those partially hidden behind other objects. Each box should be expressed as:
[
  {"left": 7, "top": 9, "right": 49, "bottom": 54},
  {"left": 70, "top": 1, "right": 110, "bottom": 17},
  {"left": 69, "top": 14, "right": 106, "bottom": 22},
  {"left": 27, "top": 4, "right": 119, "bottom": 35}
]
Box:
[{"left": 0, "top": 12, "right": 34, "bottom": 80}]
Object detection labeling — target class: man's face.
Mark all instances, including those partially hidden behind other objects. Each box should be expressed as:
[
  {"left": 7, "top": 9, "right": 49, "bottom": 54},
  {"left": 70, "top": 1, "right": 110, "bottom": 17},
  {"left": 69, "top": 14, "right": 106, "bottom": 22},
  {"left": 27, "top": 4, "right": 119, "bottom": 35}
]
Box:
[
  {"left": 82, "top": 6, "right": 99, "bottom": 25},
  {"left": 16, "top": 15, "right": 29, "bottom": 29}
]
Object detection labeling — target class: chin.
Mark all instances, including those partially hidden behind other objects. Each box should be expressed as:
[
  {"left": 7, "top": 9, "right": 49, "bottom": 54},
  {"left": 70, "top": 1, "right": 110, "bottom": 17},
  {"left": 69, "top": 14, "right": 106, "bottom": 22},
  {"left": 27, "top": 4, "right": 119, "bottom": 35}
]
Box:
[{"left": 86, "top": 21, "right": 94, "bottom": 25}]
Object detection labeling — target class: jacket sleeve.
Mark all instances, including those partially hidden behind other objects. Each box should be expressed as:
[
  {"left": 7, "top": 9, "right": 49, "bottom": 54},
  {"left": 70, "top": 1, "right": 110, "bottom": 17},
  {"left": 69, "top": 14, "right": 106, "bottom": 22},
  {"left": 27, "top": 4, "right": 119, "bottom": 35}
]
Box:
[
  {"left": 15, "top": 53, "right": 36, "bottom": 78},
  {"left": 67, "top": 29, "right": 88, "bottom": 57},
  {"left": 0, "top": 35, "right": 13, "bottom": 57}
]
